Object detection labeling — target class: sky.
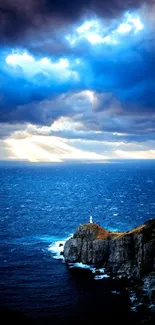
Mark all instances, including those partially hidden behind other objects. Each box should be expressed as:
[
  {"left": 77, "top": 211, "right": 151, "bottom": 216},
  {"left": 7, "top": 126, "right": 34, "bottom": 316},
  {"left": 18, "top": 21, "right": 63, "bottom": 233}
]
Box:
[{"left": 0, "top": 0, "right": 155, "bottom": 162}]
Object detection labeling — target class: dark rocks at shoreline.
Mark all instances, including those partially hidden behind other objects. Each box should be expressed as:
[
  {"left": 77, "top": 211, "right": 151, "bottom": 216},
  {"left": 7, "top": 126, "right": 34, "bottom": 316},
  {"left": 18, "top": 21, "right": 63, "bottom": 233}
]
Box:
[
  {"left": 63, "top": 219, "right": 155, "bottom": 312},
  {"left": 64, "top": 219, "right": 155, "bottom": 278}
]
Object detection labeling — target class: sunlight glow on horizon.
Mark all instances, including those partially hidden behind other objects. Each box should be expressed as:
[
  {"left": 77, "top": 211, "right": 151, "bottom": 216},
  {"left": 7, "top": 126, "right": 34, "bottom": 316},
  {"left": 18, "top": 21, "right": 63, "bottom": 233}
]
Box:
[
  {"left": 115, "top": 150, "right": 155, "bottom": 159},
  {"left": 5, "top": 135, "right": 155, "bottom": 162},
  {"left": 5, "top": 136, "right": 107, "bottom": 162},
  {"left": 5, "top": 138, "right": 62, "bottom": 162}
]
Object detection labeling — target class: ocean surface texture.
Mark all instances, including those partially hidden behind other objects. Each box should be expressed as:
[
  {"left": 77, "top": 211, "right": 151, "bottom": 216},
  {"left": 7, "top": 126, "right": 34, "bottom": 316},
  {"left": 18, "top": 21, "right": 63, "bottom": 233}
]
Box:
[{"left": 0, "top": 161, "right": 155, "bottom": 324}]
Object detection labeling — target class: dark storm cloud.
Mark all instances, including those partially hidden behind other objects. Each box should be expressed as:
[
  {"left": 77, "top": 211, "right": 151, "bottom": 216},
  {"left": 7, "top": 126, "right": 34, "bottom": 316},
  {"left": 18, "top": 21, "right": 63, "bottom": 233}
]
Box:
[
  {"left": 0, "top": 123, "right": 26, "bottom": 139},
  {"left": 0, "top": 0, "right": 149, "bottom": 45},
  {"left": 0, "top": 88, "right": 76, "bottom": 126}
]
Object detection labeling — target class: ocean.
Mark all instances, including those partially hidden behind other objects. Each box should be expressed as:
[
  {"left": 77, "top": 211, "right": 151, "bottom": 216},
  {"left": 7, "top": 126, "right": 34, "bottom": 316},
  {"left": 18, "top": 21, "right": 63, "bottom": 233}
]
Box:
[{"left": 0, "top": 161, "right": 155, "bottom": 324}]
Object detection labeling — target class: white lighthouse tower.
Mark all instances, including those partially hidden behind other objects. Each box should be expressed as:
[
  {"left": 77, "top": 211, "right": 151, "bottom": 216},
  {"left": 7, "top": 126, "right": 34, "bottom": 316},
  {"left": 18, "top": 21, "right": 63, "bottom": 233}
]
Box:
[{"left": 90, "top": 216, "right": 93, "bottom": 224}]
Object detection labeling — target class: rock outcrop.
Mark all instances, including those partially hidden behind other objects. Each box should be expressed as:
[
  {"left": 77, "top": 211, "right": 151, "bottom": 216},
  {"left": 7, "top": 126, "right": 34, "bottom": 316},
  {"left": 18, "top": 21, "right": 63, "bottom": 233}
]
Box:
[
  {"left": 63, "top": 219, "right": 155, "bottom": 279},
  {"left": 64, "top": 220, "right": 155, "bottom": 315}
]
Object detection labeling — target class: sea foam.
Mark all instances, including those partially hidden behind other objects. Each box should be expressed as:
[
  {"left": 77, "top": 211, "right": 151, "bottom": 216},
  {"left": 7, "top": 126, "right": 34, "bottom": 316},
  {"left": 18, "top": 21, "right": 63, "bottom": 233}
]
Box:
[
  {"left": 69, "top": 262, "right": 110, "bottom": 280},
  {"left": 94, "top": 274, "right": 110, "bottom": 280},
  {"left": 48, "top": 240, "right": 65, "bottom": 260},
  {"left": 49, "top": 238, "right": 110, "bottom": 280},
  {"left": 69, "top": 262, "right": 90, "bottom": 269},
  {"left": 48, "top": 235, "right": 72, "bottom": 260}
]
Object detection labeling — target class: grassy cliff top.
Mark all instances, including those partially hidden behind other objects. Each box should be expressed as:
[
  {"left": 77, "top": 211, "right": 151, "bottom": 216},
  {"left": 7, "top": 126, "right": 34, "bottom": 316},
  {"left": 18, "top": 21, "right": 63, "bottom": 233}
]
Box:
[
  {"left": 73, "top": 219, "right": 155, "bottom": 241},
  {"left": 73, "top": 223, "right": 123, "bottom": 240}
]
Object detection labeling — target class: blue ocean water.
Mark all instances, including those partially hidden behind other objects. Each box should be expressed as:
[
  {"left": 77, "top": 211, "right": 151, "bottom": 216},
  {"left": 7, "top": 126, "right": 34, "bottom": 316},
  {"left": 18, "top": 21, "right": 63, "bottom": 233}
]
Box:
[{"left": 0, "top": 161, "right": 155, "bottom": 324}]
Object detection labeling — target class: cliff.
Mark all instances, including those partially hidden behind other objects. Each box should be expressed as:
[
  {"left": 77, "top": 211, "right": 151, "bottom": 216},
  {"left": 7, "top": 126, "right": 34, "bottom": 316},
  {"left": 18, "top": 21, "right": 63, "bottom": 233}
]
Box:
[{"left": 63, "top": 219, "right": 155, "bottom": 279}]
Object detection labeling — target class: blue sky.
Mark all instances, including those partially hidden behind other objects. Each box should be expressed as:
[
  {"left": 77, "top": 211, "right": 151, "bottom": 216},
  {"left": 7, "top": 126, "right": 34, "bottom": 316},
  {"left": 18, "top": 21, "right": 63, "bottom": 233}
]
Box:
[{"left": 0, "top": 0, "right": 155, "bottom": 162}]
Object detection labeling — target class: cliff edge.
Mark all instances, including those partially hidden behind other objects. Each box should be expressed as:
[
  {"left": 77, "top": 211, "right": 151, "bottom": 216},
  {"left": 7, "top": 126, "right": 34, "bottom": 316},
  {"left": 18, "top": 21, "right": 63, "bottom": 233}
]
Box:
[
  {"left": 63, "top": 219, "right": 155, "bottom": 279},
  {"left": 63, "top": 219, "right": 155, "bottom": 314}
]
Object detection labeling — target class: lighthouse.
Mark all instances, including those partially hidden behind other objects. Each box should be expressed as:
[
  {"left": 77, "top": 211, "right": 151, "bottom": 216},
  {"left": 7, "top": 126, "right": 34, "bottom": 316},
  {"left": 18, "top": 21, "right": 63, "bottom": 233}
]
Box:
[{"left": 90, "top": 216, "right": 93, "bottom": 224}]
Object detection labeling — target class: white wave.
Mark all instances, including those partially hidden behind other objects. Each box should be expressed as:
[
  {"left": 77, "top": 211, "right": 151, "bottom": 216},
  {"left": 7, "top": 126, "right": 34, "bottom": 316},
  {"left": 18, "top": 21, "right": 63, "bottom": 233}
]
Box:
[
  {"left": 68, "top": 263, "right": 74, "bottom": 268},
  {"left": 101, "top": 274, "right": 110, "bottom": 278},
  {"left": 129, "top": 293, "right": 137, "bottom": 303},
  {"left": 98, "top": 268, "right": 105, "bottom": 273},
  {"left": 68, "top": 263, "right": 109, "bottom": 280},
  {"left": 48, "top": 240, "right": 65, "bottom": 260},
  {"left": 48, "top": 234, "right": 72, "bottom": 260},
  {"left": 48, "top": 237, "right": 110, "bottom": 280},
  {"left": 69, "top": 262, "right": 90, "bottom": 269},
  {"left": 94, "top": 274, "right": 110, "bottom": 280},
  {"left": 90, "top": 267, "right": 105, "bottom": 274},
  {"left": 130, "top": 306, "right": 137, "bottom": 312},
  {"left": 111, "top": 290, "right": 120, "bottom": 295},
  {"left": 89, "top": 267, "right": 97, "bottom": 274}
]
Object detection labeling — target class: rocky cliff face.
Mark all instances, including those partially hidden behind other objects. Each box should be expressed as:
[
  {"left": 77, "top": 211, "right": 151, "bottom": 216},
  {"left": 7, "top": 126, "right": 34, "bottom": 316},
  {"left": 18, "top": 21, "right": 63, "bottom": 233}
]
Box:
[
  {"left": 63, "top": 219, "right": 155, "bottom": 279},
  {"left": 63, "top": 220, "right": 155, "bottom": 314}
]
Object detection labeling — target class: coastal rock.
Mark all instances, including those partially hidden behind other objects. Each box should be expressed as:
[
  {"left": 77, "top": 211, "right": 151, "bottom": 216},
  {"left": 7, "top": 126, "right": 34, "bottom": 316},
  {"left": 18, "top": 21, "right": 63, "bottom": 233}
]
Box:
[
  {"left": 63, "top": 219, "right": 155, "bottom": 279},
  {"left": 63, "top": 223, "right": 112, "bottom": 265},
  {"left": 63, "top": 238, "right": 82, "bottom": 263},
  {"left": 142, "top": 272, "right": 155, "bottom": 310},
  {"left": 63, "top": 219, "right": 155, "bottom": 313}
]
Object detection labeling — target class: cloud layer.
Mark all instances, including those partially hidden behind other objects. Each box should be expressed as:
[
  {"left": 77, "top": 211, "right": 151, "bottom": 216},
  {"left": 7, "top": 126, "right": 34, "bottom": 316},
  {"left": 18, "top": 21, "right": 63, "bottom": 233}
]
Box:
[
  {"left": 1, "top": 0, "right": 148, "bottom": 43},
  {"left": 0, "top": 0, "right": 155, "bottom": 161}
]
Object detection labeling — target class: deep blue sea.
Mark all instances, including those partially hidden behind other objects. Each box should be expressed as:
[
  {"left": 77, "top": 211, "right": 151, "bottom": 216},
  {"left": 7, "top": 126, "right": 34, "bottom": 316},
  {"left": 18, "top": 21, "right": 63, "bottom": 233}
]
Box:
[{"left": 0, "top": 161, "right": 155, "bottom": 324}]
